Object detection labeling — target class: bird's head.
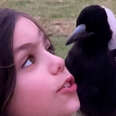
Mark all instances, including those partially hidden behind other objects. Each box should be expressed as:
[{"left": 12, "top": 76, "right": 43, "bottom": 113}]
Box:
[
  {"left": 66, "top": 5, "right": 116, "bottom": 52},
  {"left": 65, "top": 5, "right": 116, "bottom": 82}
]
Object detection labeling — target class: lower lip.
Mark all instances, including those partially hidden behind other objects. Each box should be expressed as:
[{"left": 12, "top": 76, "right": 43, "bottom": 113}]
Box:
[{"left": 57, "top": 83, "right": 77, "bottom": 94}]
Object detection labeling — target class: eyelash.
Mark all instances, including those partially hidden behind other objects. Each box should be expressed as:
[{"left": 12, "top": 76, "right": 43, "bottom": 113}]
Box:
[
  {"left": 21, "top": 43, "right": 54, "bottom": 69},
  {"left": 46, "top": 43, "right": 54, "bottom": 54},
  {"left": 22, "top": 55, "right": 34, "bottom": 68}
]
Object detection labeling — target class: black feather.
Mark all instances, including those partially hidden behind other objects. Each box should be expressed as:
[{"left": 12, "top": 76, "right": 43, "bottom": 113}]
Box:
[{"left": 65, "top": 5, "right": 116, "bottom": 116}]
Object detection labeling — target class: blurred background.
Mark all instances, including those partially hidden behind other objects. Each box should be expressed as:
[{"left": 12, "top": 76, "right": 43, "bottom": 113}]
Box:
[
  {"left": 1, "top": 0, "right": 116, "bottom": 115},
  {"left": 1, "top": 0, "right": 116, "bottom": 58}
]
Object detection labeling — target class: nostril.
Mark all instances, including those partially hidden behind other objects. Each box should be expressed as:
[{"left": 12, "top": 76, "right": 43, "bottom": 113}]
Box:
[
  {"left": 49, "top": 56, "right": 65, "bottom": 75},
  {"left": 54, "top": 60, "right": 65, "bottom": 75},
  {"left": 57, "top": 63, "right": 64, "bottom": 73}
]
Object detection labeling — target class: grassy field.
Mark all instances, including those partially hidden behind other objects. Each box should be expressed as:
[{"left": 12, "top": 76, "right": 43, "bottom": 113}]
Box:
[
  {"left": 1, "top": 0, "right": 116, "bottom": 115},
  {"left": 1, "top": 0, "right": 116, "bottom": 58}
]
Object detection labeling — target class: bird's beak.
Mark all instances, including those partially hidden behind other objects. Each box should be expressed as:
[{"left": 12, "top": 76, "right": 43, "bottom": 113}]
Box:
[{"left": 66, "top": 24, "right": 86, "bottom": 45}]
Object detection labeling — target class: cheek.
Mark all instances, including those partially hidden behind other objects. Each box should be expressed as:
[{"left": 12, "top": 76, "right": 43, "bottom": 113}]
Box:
[
  {"left": 15, "top": 71, "right": 55, "bottom": 100},
  {"left": 13, "top": 58, "right": 57, "bottom": 103},
  {"left": 9, "top": 72, "right": 56, "bottom": 115}
]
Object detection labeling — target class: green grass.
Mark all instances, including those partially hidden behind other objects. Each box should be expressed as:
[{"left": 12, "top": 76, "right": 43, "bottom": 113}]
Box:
[
  {"left": 1, "top": 0, "right": 115, "bottom": 58},
  {"left": 1, "top": 0, "right": 116, "bottom": 58},
  {"left": 51, "top": 35, "right": 72, "bottom": 58},
  {"left": 1, "top": 0, "right": 115, "bottom": 20}
]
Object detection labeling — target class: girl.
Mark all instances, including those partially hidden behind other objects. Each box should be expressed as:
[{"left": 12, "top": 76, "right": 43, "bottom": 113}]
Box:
[{"left": 0, "top": 8, "right": 80, "bottom": 116}]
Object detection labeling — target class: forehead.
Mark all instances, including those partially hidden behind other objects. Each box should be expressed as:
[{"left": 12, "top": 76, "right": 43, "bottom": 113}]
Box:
[{"left": 13, "top": 17, "right": 44, "bottom": 50}]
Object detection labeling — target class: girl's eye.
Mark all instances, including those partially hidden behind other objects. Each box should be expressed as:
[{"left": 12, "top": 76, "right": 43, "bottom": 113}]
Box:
[
  {"left": 22, "top": 55, "right": 34, "bottom": 68},
  {"left": 46, "top": 42, "right": 55, "bottom": 54},
  {"left": 47, "top": 45, "right": 55, "bottom": 54}
]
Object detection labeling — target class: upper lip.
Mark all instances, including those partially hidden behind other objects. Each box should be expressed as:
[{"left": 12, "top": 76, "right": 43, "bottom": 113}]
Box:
[{"left": 56, "top": 75, "right": 75, "bottom": 92}]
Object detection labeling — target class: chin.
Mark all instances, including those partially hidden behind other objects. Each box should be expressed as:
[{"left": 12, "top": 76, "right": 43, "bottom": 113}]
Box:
[{"left": 66, "top": 96, "right": 80, "bottom": 115}]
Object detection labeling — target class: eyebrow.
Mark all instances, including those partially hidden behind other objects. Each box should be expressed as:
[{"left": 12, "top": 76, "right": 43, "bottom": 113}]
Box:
[
  {"left": 14, "top": 43, "right": 35, "bottom": 55},
  {"left": 14, "top": 31, "right": 47, "bottom": 55}
]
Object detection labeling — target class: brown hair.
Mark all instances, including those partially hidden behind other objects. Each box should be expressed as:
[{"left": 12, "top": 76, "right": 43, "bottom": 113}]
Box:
[{"left": 0, "top": 8, "right": 54, "bottom": 116}]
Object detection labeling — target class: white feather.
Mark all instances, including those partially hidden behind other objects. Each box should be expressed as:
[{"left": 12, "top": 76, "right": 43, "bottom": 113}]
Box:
[{"left": 103, "top": 6, "right": 116, "bottom": 50}]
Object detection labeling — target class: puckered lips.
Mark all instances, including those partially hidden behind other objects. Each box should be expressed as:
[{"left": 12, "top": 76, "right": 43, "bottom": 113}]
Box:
[{"left": 56, "top": 76, "right": 77, "bottom": 93}]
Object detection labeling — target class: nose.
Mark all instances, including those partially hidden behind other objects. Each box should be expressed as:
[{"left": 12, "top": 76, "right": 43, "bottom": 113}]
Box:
[{"left": 48, "top": 53, "right": 65, "bottom": 75}]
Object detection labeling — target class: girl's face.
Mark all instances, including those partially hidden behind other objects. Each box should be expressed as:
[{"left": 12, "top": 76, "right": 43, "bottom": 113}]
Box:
[{"left": 8, "top": 17, "right": 80, "bottom": 116}]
